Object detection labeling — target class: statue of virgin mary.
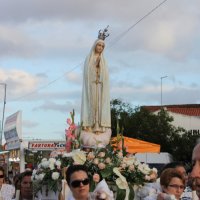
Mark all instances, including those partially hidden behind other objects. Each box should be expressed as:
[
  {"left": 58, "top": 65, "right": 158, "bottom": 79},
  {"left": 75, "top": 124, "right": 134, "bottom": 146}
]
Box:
[{"left": 80, "top": 27, "right": 111, "bottom": 146}]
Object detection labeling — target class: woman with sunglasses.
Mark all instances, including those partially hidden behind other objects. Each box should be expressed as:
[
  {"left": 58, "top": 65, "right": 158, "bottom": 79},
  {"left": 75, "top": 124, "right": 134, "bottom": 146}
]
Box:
[
  {"left": 0, "top": 166, "right": 15, "bottom": 199},
  {"left": 66, "top": 165, "right": 90, "bottom": 200}
]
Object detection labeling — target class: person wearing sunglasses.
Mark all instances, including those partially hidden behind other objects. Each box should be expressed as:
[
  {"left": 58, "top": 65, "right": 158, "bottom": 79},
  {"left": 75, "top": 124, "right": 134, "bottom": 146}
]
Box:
[
  {"left": 0, "top": 166, "right": 15, "bottom": 199},
  {"left": 157, "top": 168, "right": 185, "bottom": 200},
  {"left": 66, "top": 165, "right": 90, "bottom": 200},
  {"left": 65, "top": 165, "right": 114, "bottom": 200}
]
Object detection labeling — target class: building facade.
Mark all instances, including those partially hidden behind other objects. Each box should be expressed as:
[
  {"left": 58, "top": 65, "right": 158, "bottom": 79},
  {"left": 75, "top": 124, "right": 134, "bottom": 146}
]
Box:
[{"left": 144, "top": 104, "right": 200, "bottom": 135}]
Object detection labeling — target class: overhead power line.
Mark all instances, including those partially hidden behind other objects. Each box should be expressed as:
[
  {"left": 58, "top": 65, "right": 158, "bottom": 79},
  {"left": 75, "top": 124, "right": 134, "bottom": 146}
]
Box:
[
  {"left": 9, "top": 0, "right": 168, "bottom": 102},
  {"left": 10, "top": 62, "right": 83, "bottom": 102},
  {"left": 109, "top": 0, "right": 168, "bottom": 47}
]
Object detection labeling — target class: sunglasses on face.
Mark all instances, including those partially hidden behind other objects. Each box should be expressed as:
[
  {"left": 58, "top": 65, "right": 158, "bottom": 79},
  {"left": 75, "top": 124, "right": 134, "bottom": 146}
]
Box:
[
  {"left": 70, "top": 178, "right": 89, "bottom": 188},
  {"left": 0, "top": 175, "right": 4, "bottom": 178}
]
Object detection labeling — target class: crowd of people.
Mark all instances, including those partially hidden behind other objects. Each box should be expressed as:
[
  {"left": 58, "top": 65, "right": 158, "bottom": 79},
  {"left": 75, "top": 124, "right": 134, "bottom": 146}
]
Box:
[
  {"left": 136, "top": 143, "right": 200, "bottom": 200},
  {"left": 0, "top": 143, "right": 199, "bottom": 200},
  {"left": 0, "top": 167, "right": 32, "bottom": 200}
]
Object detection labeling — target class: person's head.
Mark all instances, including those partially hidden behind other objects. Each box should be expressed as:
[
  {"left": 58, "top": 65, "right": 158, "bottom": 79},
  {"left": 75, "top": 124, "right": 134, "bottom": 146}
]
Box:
[
  {"left": 66, "top": 165, "right": 90, "bottom": 200},
  {"left": 19, "top": 171, "right": 33, "bottom": 200},
  {"left": 161, "top": 161, "right": 187, "bottom": 183},
  {"left": 0, "top": 166, "right": 5, "bottom": 187},
  {"left": 94, "top": 39, "right": 105, "bottom": 55},
  {"left": 190, "top": 143, "right": 200, "bottom": 179},
  {"left": 5, "top": 177, "right": 11, "bottom": 184},
  {"left": 160, "top": 168, "right": 185, "bottom": 199}
]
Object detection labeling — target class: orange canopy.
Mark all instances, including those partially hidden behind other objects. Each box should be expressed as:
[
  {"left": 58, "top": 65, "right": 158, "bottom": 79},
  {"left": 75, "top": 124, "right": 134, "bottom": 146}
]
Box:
[{"left": 112, "top": 136, "right": 160, "bottom": 153}]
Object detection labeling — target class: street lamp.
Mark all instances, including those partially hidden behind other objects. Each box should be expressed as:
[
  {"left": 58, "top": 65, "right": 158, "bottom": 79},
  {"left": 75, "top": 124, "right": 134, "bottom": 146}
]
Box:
[
  {"left": 0, "top": 83, "right": 7, "bottom": 146},
  {"left": 160, "top": 76, "right": 168, "bottom": 106}
]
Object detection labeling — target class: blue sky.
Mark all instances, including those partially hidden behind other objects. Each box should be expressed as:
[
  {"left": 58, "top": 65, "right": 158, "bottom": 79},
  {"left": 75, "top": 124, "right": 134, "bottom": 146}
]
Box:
[{"left": 0, "top": 0, "right": 200, "bottom": 141}]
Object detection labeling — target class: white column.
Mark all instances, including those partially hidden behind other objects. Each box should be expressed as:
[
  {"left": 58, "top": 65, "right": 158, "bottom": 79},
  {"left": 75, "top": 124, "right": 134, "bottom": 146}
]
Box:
[{"left": 19, "top": 140, "right": 25, "bottom": 172}]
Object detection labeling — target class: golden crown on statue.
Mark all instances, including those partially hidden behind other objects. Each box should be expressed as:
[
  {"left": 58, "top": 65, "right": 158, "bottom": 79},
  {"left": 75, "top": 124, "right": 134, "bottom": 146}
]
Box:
[{"left": 98, "top": 25, "right": 109, "bottom": 40}]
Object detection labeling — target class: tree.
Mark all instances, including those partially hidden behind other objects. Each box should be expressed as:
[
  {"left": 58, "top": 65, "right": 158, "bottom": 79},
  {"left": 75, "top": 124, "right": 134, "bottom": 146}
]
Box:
[
  {"left": 171, "top": 131, "right": 199, "bottom": 162},
  {"left": 110, "top": 99, "right": 133, "bottom": 137},
  {"left": 110, "top": 98, "right": 199, "bottom": 163}
]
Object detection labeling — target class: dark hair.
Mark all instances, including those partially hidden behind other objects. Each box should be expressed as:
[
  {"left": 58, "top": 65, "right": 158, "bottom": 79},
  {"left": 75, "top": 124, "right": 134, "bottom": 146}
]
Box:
[
  {"left": 163, "top": 161, "right": 185, "bottom": 170},
  {"left": 160, "top": 168, "right": 185, "bottom": 187},
  {"left": 19, "top": 170, "right": 32, "bottom": 184},
  {"left": 5, "top": 177, "right": 11, "bottom": 184},
  {"left": 13, "top": 173, "right": 21, "bottom": 190},
  {"left": 66, "top": 165, "right": 89, "bottom": 185},
  {"left": 0, "top": 166, "right": 5, "bottom": 179},
  {"left": 159, "top": 161, "right": 185, "bottom": 176},
  {"left": 0, "top": 166, "right": 4, "bottom": 173}
]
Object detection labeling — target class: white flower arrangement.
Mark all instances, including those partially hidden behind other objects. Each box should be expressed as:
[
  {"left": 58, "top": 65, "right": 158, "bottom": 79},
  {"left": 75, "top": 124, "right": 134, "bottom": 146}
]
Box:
[
  {"left": 60, "top": 145, "right": 158, "bottom": 200},
  {"left": 60, "top": 111, "right": 158, "bottom": 199},
  {"left": 32, "top": 157, "right": 62, "bottom": 196}
]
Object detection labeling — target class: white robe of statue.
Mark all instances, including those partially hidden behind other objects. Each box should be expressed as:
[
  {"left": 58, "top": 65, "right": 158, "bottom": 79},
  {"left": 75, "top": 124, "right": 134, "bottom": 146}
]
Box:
[{"left": 80, "top": 39, "right": 111, "bottom": 146}]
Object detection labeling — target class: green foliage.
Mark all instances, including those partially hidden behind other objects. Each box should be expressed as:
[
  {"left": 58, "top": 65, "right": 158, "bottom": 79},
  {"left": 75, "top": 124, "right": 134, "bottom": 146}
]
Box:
[
  {"left": 116, "top": 187, "right": 126, "bottom": 200},
  {"left": 115, "top": 184, "right": 134, "bottom": 200},
  {"left": 171, "top": 131, "right": 200, "bottom": 162},
  {"left": 111, "top": 99, "right": 134, "bottom": 137},
  {"left": 128, "top": 184, "right": 135, "bottom": 200}
]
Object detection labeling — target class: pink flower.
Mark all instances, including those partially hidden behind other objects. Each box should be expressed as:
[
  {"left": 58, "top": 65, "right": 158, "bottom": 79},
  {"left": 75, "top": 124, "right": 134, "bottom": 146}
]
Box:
[
  {"left": 66, "top": 129, "right": 72, "bottom": 136},
  {"left": 66, "top": 141, "right": 71, "bottom": 152},
  {"left": 93, "top": 158, "right": 99, "bottom": 165},
  {"left": 117, "top": 151, "right": 123, "bottom": 158},
  {"left": 98, "top": 152, "right": 105, "bottom": 158},
  {"left": 66, "top": 130, "right": 75, "bottom": 141},
  {"left": 67, "top": 118, "right": 72, "bottom": 125},
  {"left": 69, "top": 124, "right": 76, "bottom": 131},
  {"left": 93, "top": 173, "right": 100, "bottom": 183},
  {"left": 105, "top": 157, "right": 111, "bottom": 164},
  {"left": 129, "top": 165, "right": 135, "bottom": 171},
  {"left": 69, "top": 134, "right": 75, "bottom": 140},
  {"left": 98, "top": 163, "right": 106, "bottom": 170},
  {"left": 87, "top": 152, "right": 95, "bottom": 160}
]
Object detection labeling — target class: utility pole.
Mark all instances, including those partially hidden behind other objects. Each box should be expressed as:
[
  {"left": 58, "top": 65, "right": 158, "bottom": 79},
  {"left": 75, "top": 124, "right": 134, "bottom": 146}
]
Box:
[
  {"left": 160, "top": 76, "right": 167, "bottom": 106},
  {"left": 0, "top": 83, "right": 7, "bottom": 147}
]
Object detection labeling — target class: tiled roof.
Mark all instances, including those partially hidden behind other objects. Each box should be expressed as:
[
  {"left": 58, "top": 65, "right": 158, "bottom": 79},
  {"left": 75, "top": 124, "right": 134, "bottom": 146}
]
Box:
[{"left": 143, "top": 104, "right": 200, "bottom": 117}]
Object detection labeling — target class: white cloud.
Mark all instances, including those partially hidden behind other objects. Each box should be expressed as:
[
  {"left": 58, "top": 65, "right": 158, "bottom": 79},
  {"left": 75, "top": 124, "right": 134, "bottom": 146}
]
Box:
[
  {"left": 65, "top": 71, "right": 82, "bottom": 85},
  {"left": 23, "top": 120, "right": 39, "bottom": 128},
  {"left": 14, "top": 89, "right": 82, "bottom": 102},
  {"left": 0, "top": 69, "right": 44, "bottom": 98},
  {"left": 33, "top": 100, "right": 81, "bottom": 114},
  {"left": 110, "top": 78, "right": 200, "bottom": 106},
  {"left": 0, "top": 0, "right": 199, "bottom": 61},
  {"left": 0, "top": 25, "right": 39, "bottom": 57}
]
